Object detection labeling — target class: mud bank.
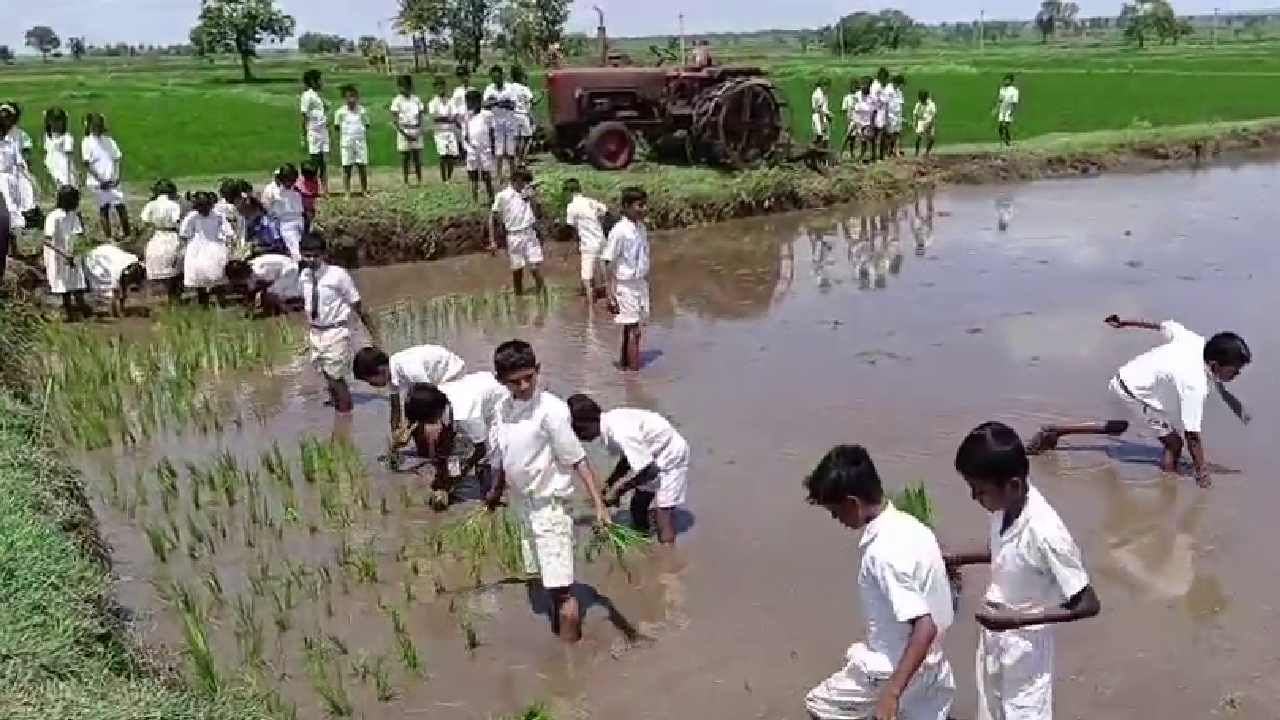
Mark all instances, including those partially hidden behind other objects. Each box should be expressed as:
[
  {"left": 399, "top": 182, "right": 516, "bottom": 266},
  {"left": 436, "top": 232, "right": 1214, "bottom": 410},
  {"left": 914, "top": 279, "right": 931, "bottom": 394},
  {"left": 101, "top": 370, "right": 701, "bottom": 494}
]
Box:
[{"left": 319, "top": 122, "right": 1280, "bottom": 267}]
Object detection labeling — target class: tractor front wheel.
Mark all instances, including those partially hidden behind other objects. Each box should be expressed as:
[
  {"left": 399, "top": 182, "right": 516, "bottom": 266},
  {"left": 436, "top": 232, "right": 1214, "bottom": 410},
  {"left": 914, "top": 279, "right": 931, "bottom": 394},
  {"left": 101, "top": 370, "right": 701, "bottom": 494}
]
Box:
[{"left": 584, "top": 121, "right": 636, "bottom": 171}]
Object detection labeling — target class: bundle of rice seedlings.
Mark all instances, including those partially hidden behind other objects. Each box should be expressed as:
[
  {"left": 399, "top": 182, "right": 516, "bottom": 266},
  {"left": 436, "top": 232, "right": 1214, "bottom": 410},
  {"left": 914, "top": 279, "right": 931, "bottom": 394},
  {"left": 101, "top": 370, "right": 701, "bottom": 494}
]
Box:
[
  {"left": 893, "top": 482, "right": 936, "bottom": 528},
  {"left": 584, "top": 522, "right": 653, "bottom": 578},
  {"left": 261, "top": 441, "right": 292, "bottom": 486},
  {"left": 434, "top": 506, "right": 524, "bottom": 584}
]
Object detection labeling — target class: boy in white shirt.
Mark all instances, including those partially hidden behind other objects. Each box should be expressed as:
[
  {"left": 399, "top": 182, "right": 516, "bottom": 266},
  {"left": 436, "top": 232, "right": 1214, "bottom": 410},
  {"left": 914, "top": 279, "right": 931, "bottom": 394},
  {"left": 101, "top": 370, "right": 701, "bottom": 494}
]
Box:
[
  {"left": 840, "top": 78, "right": 861, "bottom": 161},
  {"left": 568, "top": 395, "right": 690, "bottom": 544},
  {"left": 428, "top": 76, "right": 460, "bottom": 182},
  {"left": 463, "top": 90, "right": 496, "bottom": 203},
  {"left": 299, "top": 69, "right": 330, "bottom": 195},
  {"left": 913, "top": 90, "right": 938, "bottom": 158},
  {"left": 450, "top": 65, "right": 475, "bottom": 154},
  {"left": 489, "top": 166, "right": 544, "bottom": 295},
  {"left": 83, "top": 243, "right": 146, "bottom": 317},
  {"left": 562, "top": 178, "right": 609, "bottom": 298},
  {"left": 603, "top": 187, "right": 650, "bottom": 371},
  {"left": 995, "top": 74, "right": 1020, "bottom": 147},
  {"left": 509, "top": 65, "right": 537, "bottom": 161},
  {"left": 224, "top": 253, "right": 303, "bottom": 316},
  {"left": 80, "top": 112, "right": 130, "bottom": 239},
  {"left": 810, "top": 78, "right": 832, "bottom": 150},
  {"left": 885, "top": 74, "right": 906, "bottom": 158},
  {"left": 334, "top": 84, "right": 370, "bottom": 197},
  {"left": 483, "top": 65, "right": 518, "bottom": 184},
  {"left": 298, "top": 233, "right": 380, "bottom": 415},
  {"left": 1026, "top": 315, "right": 1252, "bottom": 489},
  {"left": 853, "top": 78, "right": 877, "bottom": 163},
  {"left": 870, "top": 67, "right": 888, "bottom": 159},
  {"left": 945, "top": 422, "right": 1101, "bottom": 720},
  {"left": 352, "top": 344, "right": 467, "bottom": 429},
  {"left": 401, "top": 373, "right": 507, "bottom": 509},
  {"left": 483, "top": 340, "right": 610, "bottom": 643},
  {"left": 803, "top": 444, "right": 956, "bottom": 720},
  {"left": 390, "top": 74, "right": 426, "bottom": 185}
]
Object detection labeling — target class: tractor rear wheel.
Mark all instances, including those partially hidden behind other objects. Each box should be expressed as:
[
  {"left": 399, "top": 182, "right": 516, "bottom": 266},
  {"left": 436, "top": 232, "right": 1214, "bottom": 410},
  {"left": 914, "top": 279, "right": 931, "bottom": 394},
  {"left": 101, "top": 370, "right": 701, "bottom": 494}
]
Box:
[
  {"left": 584, "top": 121, "right": 636, "bottom": 171},
  {"left": 692, "top": 78, "right": 784, "bottom": 167}
]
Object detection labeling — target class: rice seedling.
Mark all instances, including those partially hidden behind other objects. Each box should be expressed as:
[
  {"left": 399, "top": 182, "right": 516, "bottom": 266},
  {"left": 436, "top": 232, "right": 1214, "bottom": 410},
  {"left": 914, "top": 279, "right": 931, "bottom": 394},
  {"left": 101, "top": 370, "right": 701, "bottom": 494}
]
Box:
[
  {"left": 435, "top": 506, "right": 525, "bottom": 585},
  {"left": 388, "top": 608, "right": 422, "bottom": 675},
  {"left": 584, "top": 522, "right": 654, "bottom": 580},
  {"left": 203, "top": 569, "right": 224, "bottom": 603},
  {"left": 457, "top": 607, "right": 480, "bottom": 652},
  {"left": 399, "top": 485, "right": 413, "bottom": 508},
  {"left": 261, "top": 441, "right": 292, "bottom": 486},
  {"left": 346, "top": 539, "right": 380, "bottom": 584},
  {"left": 106, "top": 469, "right": 120, "bottom": 504},
  {"left": 186, "top": 513, "right": 210, "bottom": 559},
  {"left": 233, "top": 595, "right": 264, "bottom": 666},
  {"left": 171, "top": 582, "right": 220, "bottom": 697},
  {"left": 350, "top": 651, "right": 372, "bottom": 682},
  {"left": 501, "top": 702, "right": 556, "bottom": 720},
  {"left": 133, "top": 472, "right": 148, "bottom": 508},
  {"left": 143, "top": 523, "right": 174, "bottom": 563},
  {"left": 327, "top": 633, "right": 349, "bottom": 656},
  {"left": 372, "top": 655, "right": 395, "bottom": 702},
  {"left": 376, "top": 286, "right": 574, "bottom": 348},
  {"left": 303, "top": 634, "right": 353, "bottom": 718},
  {"left": 380, "top": 495, "right": 390, "bottom": 516},
  {"left": 403, "top": 580, "right": 415, "bottom": 605},
  {"left": 893, "top": 482, "right": 937, "bottom": 528}
]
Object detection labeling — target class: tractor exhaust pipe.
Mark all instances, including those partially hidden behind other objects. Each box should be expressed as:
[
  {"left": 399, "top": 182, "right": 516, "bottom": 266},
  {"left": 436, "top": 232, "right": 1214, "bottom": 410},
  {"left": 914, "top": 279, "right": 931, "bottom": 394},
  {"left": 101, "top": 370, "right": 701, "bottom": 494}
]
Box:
[{"left": 594, "top": 5, "right": 607, "bottom": 67}]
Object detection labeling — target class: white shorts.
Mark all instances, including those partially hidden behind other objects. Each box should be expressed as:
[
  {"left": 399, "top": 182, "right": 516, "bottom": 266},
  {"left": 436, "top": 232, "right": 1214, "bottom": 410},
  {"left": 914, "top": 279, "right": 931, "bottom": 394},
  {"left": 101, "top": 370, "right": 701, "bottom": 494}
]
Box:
[
  {"left": 144, "top": 230, "right": 181, "bottom": 280},
  {"left": 976, "top": 626, "right": 1053, "bottom": 720},
  {"left": 580, "top": 253, "right": 603, "bottom": 283},
  {"left": 466, "top": 150, "right": 495, "bottom": 173},
  {"left": 494, "top": 124, "right": 517, "bottom": 158},
  {"left": 340, "top": 139, "right": 368, "bottom": 167},
  {"left": 1109, "top": 376, "right": 1175, "bottom": 436},
  {"left": 514, "top": 114, "right": 533, "bottom": 138},
  {"left": 998, "top": 109, "right": 1016, "bottom": 124},
  {"left": 916, "top": 120, "right": 935, "bottom": 136},
  {"left": 811, "top": 114, "right": 828, "bottom": 139},
  {"left": 506, "top": 229, "right": 543, "bottom": 271},
  {"left": 807, "top": 643, "right": 954, "bottom": 720},
  {"left": 1, "top": 172, "right": 36, "bottom": 228},
  {"left": 433, "top": 131, "right": 460, "bottom": 158},
  {"left": 44, "top": 249, "right": 86, "bottom": 294},
  {"left": 308, "top": 326, "right": 354, "bottom": 381},
  {"left": 307, "top": 128, "right": 330, "bottom": 155},
  {"left": 887, "top": 116, "right": 903, "bottom": 134},
  {"left": 183, "top": 238, "right": 229, "bottom": 289},
  {"left": 614, "top": 278, "right": 649, "bottom": 325},
  {"left": 641, "top": 462, "right": 689, "bottom": 508},
  {"left": 92, "top": 185, "right": 126, "bottom": 208},
  {"left": 397, "top": 129, "right": 424, "bottom": 152},
  {"left": 514, "top": 496, "right": 574, "bottom": 589},
  {"left": 874, "top": 109, "right": 887, "bottom": 130}
]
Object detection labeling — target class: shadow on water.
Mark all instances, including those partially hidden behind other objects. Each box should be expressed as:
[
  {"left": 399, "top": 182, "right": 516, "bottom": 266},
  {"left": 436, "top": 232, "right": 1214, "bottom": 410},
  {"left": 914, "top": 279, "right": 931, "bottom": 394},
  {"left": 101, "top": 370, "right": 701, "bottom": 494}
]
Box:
[{"left": 524, "top": 580, "right": 643, "bottom": 642}]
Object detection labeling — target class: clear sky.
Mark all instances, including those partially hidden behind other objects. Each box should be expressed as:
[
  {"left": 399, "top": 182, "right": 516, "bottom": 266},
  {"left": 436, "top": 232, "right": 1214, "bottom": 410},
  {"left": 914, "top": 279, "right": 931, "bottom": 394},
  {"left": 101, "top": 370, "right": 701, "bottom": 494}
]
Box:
[{"left": 3, "top": 1, "right": 1269, "bottom": 53}]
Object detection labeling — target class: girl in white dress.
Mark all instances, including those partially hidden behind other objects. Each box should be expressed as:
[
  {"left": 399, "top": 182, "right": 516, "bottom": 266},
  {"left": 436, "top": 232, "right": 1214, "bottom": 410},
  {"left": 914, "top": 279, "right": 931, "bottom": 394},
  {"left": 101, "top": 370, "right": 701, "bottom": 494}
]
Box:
[
  {"left": 179, "top": 191, "right": 235, "bottom": 304},
  {"left": 81, "top": 112, "right": 130, "bottom": 239},
  {"left": 42, "top": 107, "right": 77, "bottom": 188},
  {"left": 0, "top": 103, "right": 37, "bottom": 235},
  {"left": 140, "top": 179, "right": 183, "bottom": 301},
  {"left": 43, "top": 185, "right": 90, "bottom": 320}
]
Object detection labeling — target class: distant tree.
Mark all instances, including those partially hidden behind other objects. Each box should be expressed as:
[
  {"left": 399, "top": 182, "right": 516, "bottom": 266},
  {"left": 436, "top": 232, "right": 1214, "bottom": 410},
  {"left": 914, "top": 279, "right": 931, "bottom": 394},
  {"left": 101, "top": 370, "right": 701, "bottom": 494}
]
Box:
[
  {"left": 495, "top": 0, "right": 537, "bottom": 62},
  {"left": 357, "top": 35, "right": 379, "bottom": 57},
  {"left": 25, "top": 26, "right": 61, "bottom": 61},
  {"left": 561, "top": 32, "right": 588, "bottom": 57},
  {"left": 828, "top": 10, "right": 921, "bottom": 55},
  {"left": 192, "top": 0, "right": 296, "bottom": 81},
  {"left": 0, "top": 46, "right": 13, "bottom": 64},
  {"left": 530, "top": 0, "right": 570, "bottom": 62},
  {"left": 448, "top": 0, "right": 492, "bottom": 71},
  {"left": 297, "top": 31, "right": 347, "bottom": 54},
  {"left": 68, "top": 36, "right": 86, "bottom": 61},
  {"left": 1035, "top": 1, "right": 1078, "bottom": 41},
  {"left": 1121, "top": 1, "right": 1177, "bottom": 48},
  {"left": 397, "top": 0, "right": 449, "bottom": 71}
]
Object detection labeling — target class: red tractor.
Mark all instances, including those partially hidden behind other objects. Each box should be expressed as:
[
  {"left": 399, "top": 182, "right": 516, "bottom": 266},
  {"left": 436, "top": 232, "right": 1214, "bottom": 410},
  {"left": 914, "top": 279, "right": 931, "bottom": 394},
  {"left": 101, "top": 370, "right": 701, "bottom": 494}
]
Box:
[{"left": 543, "top": 64, "right": 787, "bottom": 171}]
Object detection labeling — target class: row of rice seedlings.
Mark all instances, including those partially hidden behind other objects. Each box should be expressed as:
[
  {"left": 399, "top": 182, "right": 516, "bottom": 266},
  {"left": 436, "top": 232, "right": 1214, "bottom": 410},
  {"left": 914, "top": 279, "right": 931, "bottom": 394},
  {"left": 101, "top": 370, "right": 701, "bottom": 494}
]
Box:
[
  {"left": 346, "top": 539, "right": 380, "bottom": 584},
  {"left": 233, "top": 594, "right": 265, "bottom": 667},
  {"left": 347, "top": 652, "right": 395, "bottom": 702},
  {"left": 376, "top": 286, "right": 574, "bottom": 348},
  {"left": 303, "top": 633, "right": 354, "bottom": 717},
  {"left": 261, "top": 441, "right": 293, "bottom": 487},
  {"left": 431, "top": 507, "right": 525, "bottom": 586},
  {"left": 388, "top": 608, "right": 422, "bottom": 675},
  {"left": 503, "top": 703, "right": 556, "bottom": 720}
]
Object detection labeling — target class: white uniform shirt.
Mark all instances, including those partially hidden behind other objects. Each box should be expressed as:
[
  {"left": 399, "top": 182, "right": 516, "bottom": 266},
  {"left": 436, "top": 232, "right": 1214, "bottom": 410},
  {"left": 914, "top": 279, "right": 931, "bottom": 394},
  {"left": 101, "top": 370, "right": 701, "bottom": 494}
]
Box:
[
  {"left": 334, "top": 105, "right": 369, "bottom": 143},
  {"left": 262, "top": 182, "right": 306, "bottom": 225},
  {"left": 986, "top": 485, "right": 1090, "bottom": 614},
  {"left": 427, "top": 96, "right": 454, "bottom": 133},
  {"left": 0, "top": 135, "right": 24, "bottom": 175},
  {"left": 602, "top": 216, "right": 650, "bottom": 281},
  {"left": 83, "top": 244, "right": 138, "bottom": 291},
  {"left": 508, "top": 82, "right": 534, "bottom": 117},
  {"left": 43, "top": 132, "right": 75, "bottom": 183},
  {"left": 841, "top": 92, "right": 858, "bottom": 117},
  {"left": 491, "top": 186, "right": 536, "bottom": 234},
  {"left": 250, "top": 254, "right": 302, "bottom": 299},
  {"left": 179, "top": 210, "right": 234, "bottom": 245},
  {"left": 440, "top": 371, "right": 507, "bottom": 443},
  {"left": 140, "top": 196, "right": 181, "bottom": 230},
  {"left": 858, "top": 503, "right": 954, "bottom": 671},
  {"left": 489, "top": 391, "right": 586, "bottom": 500},
  {"left": 7, "top": 127, "right": 32, "bottom": 153},
  {"left": 483, "top": 83, "right": 516, "bottom": 125},
  {"left": 914, "top": 100, "right": 938, "bottom": 126},
  {"left": 599, "top": 408, "right": 689, "bottom": 474},
  {"left": 566, "top": 194, "right": 608, "bottom": 255},
  {"left": 300, "top": 263, "right": 360, "bottom": 327},
  {"left": 80, "top": 135, "right": 121, "bottom": 188},
  {"left": 886, "top": 85, "right": 904, "bottom": 120},
  {"left": 998, "top": 86, "right": 1020, "bottom": 118},
  {"left": 390, "top": 94, "right": 425, "bottom": 132},
  {"left": 854, "top": 94, "right": 875, "bottom": 128},
  {"left": 388, "top": 344, "right": 467, "bottom": 392},
  {"left": 300, "top": 88, "right": 327, "bottom": 132},
  {"left": 450, "top": 86, "right": 473, "bottom": 120},
  {"left": 465, "top": 111, "right": 495, "bottom": 156},
  {"left": 811, "top": 87, "right": 829, "bottom": 116},
  {"left": 1116, "top": 320, "right": 1211, "bottom": 432}
]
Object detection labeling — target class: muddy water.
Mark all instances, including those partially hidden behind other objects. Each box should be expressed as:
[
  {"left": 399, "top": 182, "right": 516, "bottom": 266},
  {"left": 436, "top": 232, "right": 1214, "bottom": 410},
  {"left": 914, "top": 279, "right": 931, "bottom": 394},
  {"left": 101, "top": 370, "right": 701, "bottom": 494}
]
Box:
[{"left": 86, "top": 158, "right": 1280, "bottom": 719}]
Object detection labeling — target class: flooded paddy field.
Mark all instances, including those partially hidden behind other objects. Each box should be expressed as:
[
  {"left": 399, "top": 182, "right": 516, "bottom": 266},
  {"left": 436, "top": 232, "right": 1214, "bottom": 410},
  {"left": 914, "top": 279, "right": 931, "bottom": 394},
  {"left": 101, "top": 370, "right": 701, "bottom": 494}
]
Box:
[{"left": 83, "top": 157, "right": 1280, "bottom": 719}]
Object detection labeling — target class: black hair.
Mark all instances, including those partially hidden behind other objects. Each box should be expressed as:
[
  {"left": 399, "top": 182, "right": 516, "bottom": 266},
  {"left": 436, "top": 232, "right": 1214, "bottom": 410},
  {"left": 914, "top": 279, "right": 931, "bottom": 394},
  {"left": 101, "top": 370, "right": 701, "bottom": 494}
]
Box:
[
  {"left": 275, "top": 163, "right": 299, "bottom": 184},
  {"left": 1204, "top": 332, "right": 1251, "bottom": 368},
  {"left": 84, "top": 112, "right": 107, "bottom": 134},
  {"left": 455, "top": 64, "right": 470, "bottom": 77},
  {"left": 566, "top": 394, "right": 602, "bottom": 423},
  {"left": 190, "top": 190, "right": 217, "bottom": 213},
  {"left": 511, "top": 65, "right": 527, "bottom": 83},
  {"left": 816, "top": 76, "right": 829, "bottom": 87},
  {"left": 300, "top": 232, "right": 327, "bottom": 254},
  {"left": 490, "top": 65, "right": 504, "bottom": 76},
  {"left": 4, "top": 101, "right": 19, "bottom": 120},
  {"left": 877, "top": 66, "right": 889, "bottom": 79},
  {"left": 804, "top": 445, "right": 884, "bottom": 505},
  {"left": 151, "top": 178, "right": 177, "bottom": 200},
  {"left": 493, "top": 339, "right": 537, "bottom": 377},
  {"left": 563, "top": 178, "right": 582, "bottom": 194},
  {"left": 1003, "top": 73, "right": 1016, "bottom": 82},
  {"left": 352, "top": 347, "right": 390, "bottom": 381},
  {"left": 55, "top": 185, "right": 81, "bottom": 212},
  {"left": 620, "top": 186, "right": 647, "bottom": 208},
  {"left": 340, "top": 84, "right": 358, "bottom": 97},
  {"left": 892, "top": 74, "right": 906, "bottom": 86},
  {"left": 43, "top": 106, "right": 68, "bottom": 138},
  {"left": 919, "top": 90, "right": 930, "bottom": 101},
  {"left": 224, "top": 258, "right": 251, "bottom": 283},
  {"left": 300, "top": 160, "right": 319, "bottom": 178},
  {"left": 218, "top": 177, "right": 243, "bottom": 202},
  {"left": 954, "top": 421, "right": 1029, "bottom": 485},
  {"left": 465, "top": 89, "right": 483, "bottom": 111},
  {"left": 120, "top": 262, "right": 146, "bottom": 289},
  {"left": 303, "top": 69, "right": 323, "bottom": 88},
  {"left": 512, "top": 166, "right": 533, "bottom": 184},
  {"left": 405, "top": 383, "right": 450, "bottom": 424}
]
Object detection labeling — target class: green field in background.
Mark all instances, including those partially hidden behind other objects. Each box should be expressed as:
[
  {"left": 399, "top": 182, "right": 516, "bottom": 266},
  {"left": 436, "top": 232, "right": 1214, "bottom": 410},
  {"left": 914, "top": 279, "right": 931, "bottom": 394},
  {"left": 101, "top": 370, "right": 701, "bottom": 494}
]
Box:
[{"left": 3, "top": 41, "right": 1280, "bottom": 185}]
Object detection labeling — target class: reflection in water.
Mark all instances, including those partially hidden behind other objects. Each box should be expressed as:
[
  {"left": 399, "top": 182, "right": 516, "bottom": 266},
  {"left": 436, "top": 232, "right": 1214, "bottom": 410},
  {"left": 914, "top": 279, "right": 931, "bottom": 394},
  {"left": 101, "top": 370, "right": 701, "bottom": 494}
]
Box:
[
  {"left": 996, "top": 193, "right": 1015, "bottom": 232},
  {"left": 911, "top": 188, "right": 936, "bottom": 257}
]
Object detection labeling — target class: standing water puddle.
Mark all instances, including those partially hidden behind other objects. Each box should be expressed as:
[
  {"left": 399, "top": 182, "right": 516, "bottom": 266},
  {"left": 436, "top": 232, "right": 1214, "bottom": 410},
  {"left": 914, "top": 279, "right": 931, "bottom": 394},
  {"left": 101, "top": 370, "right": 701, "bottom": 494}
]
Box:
[{"left": 84, "top": 158, "right": 1280, "bottom": 718}]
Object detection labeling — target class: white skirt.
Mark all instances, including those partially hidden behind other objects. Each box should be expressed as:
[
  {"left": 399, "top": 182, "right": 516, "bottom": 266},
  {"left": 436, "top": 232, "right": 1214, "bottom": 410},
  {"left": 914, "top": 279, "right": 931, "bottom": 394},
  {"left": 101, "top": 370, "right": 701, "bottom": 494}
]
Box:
[
  {"left": 183, "top": 238, "right": 229, "bottom": 289},
  {"left": 1, "top": 171, "right": 36, "bottom": 230},
  {"left": 145, "top": 230, "right": 181, "bottom": 280},
  {"left": 44, "top": 248, "right": 86, "bottom": 294}
]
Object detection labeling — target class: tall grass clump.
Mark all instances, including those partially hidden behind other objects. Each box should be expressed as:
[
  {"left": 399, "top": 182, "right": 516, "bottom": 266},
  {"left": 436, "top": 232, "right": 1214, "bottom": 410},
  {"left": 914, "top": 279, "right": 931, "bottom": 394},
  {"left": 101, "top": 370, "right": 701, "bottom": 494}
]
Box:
[{"left": 170, "top": 582, "right": 221, "bottom": 697}]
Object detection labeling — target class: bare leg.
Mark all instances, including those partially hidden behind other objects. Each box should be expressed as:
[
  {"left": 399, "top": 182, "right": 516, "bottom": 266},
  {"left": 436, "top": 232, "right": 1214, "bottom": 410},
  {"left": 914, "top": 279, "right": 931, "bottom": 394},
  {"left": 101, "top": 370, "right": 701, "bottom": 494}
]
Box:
[
  {"left": 401, "top": 152, "right": 411, "bottom": 184},
  {"left": 512, "top": 269, "right": 524, "bottom": 296},
  {"left": 482, "top": 173, "right": 494, "bottom": 202},
  {"left": 1158, "top": 432, "right": 1184, "bottom": 472},
  {"left": 529, "top": 265, "right": 545, "bottom": 294},
  {"left": 343, "top": 166, "right": 353, "bottom": 196},
  {"left": 549, "top": 586, "right": 581, "bottom": 642},
  {"left": 653, "top": 507, "right": 676, "bottom": 545},
  {"left": 358, "top": 165, "right": 368, "bottom": 195},
  {"left": 116, "top": 205, "right": 131, "bottom": 237},
  {"left": 625, "top": 324, "right": 642, "bottom": 371},
  {"left": 413, "top": 150, "right": 423, "bottom": 183},
  {"left": 629, "top": 490, "right": 654, "bottom": 534},
  {"left": 1025, "top": 420, "right": 1131, "bottom": 454},
  {"left": 328, "top": 377, "right": 353, "bottom": 414},
  {"left": 99, "top": 206, "right": 112, "bottom": 238}
]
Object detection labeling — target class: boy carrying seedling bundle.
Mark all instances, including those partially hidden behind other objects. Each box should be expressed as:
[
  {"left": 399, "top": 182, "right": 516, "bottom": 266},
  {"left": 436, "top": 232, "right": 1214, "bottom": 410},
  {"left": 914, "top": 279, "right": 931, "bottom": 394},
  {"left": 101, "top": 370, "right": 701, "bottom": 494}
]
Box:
[
  {"left": 298, "top": 233, "right": 380, "bottom": 415},
  {"left": 484, "top": 340, "right": 610, "bottom": 642},
  {"left": 401, "top": 372, "right": 506, "bottom": 509},
  {"left": 352, "top": 344, "right": 467, "bottom": 430},
  {"left": 803, "top": 444, "right": 955, "bottom": 720},
  {"left": 567, "top": 395, "right": 689, "bottom": 545}
]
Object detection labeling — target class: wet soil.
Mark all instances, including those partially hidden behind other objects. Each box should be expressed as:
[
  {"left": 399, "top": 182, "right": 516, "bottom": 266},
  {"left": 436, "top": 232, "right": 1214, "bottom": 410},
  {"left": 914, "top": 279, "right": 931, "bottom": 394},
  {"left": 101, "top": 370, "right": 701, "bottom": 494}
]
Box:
[{"left": 85, "top": 156, "right": 1280, "bottom": 719}]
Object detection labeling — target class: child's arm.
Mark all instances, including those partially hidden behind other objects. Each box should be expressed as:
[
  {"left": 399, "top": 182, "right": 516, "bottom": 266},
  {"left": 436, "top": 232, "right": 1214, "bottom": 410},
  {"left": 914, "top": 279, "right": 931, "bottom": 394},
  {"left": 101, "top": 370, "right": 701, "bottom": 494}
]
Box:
[
  {"left": 352, "top": 300, "right": 382, "bottom": 348},
  {"left": 487, "top": 211, "right": 500, "bottom": 252},
  {"left": 976, "top": 585, "right": 1100, "bottom": 631},
  {"left": 389, "top": 392, "right": 404, "bottom": 431},
  {"left": 1216, "top": 381, "right": 1251, "bottom": 424},
  {"left": 1103, "top": 314, "right": 1161, "bottom": 331},
  {"left": 484, "top": 469, "right": 507, "bottom": 509},
  {"left": 874, "top": 614, "right": 938, "bottom": 720},
  {"left": 605, "top": 461, "right": 659, "bottom": 506},
  {"left": 1185, "top": 432, "right": 1211, "bottom": 488},
  {"left": 572, "top": 459, "right": 610, "bottom": 525},
  {"left": 942, "top": 549, "right": 991, "bottom": 567}
]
